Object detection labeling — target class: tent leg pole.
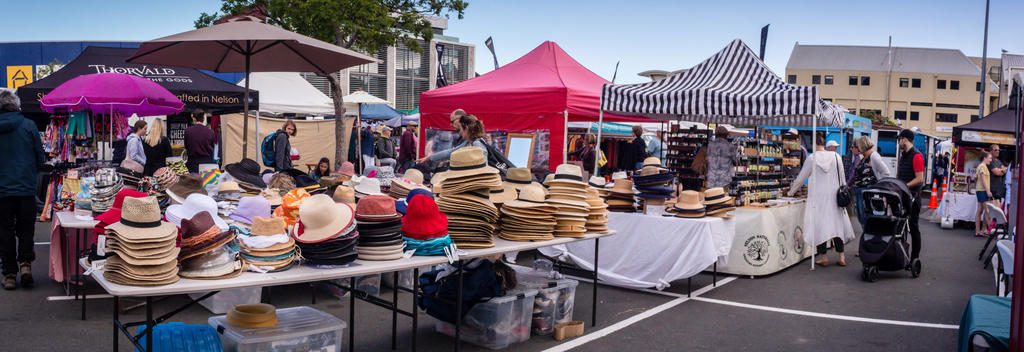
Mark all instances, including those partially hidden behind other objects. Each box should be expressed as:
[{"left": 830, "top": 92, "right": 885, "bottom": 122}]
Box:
[
  {"left": 594, "top": 109, "right": 604, "bottom": 177},
  {"left": 255, "top": 111, "right": 260, "bottom": 165},
  {"left": 563, "top": 110, "right": 569, "bottom": 168},
  {"left": 811, "top": 115, "right": 817, "bottom": 270}
]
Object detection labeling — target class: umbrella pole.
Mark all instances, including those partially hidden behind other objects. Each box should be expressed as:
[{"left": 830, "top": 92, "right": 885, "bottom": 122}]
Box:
[
  {"left": 242, "top": 53, "right": 251, "bottom": 160},
  {"left": 357, "top": 103, "right": 362, "bottom": 172},
  {"left": 256, "top": 110, "right": 261, "bottom": 165}
]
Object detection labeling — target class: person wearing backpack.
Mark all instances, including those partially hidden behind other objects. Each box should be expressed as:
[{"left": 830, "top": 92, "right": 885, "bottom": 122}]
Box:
[
  {"left": 418, "top": 114, "right": 489, "bottom": 166},
  {"left": 272, "top": 120, "right": 297, "bottom": 172}
]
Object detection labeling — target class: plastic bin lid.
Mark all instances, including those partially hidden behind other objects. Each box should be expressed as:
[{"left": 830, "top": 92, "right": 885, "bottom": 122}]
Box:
[
  {"left": 517, "top": 273, "right": 579, "bottom": 291},
  {"left": 137, "top": 322, "right": 223, "bottom": 352},
  {"left": 209, "top": 306, "right": 347, "bottom": 344},
  {"left": 486, "top": 288, "right": 539, "bottom": 304}
]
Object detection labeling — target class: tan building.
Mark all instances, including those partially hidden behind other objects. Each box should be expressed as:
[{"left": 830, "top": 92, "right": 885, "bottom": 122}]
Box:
[{"left": 785, "top": 43, "right": 998, "bottom": 137}]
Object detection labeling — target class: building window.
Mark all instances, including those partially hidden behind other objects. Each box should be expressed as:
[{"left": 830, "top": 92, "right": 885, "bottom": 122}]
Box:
[
  {"left": 936, "top": 113, "right": 958, "bottom": 123},
  {"left": 937, "top": 79, "right": 946, "bottom": 89},
  {"left": 912, "top": 78, "right": 921, "bottom": 88},
  {"left": 824, "top": 75, "right": 834, "bottom": 85},
  {"left": 910, "top": 111, "right": 919, "bottom": 120},
  {"left": 787, "top": 75, "right": 796, "bottom": 84},
  {"left": 971, "top": 115, "right": 980, "bottom": 122},
  {"left": 935, "top": 103, "right": 979, "bottom": 110},
  {"left": 849, "top": 76, "right": 858, "bottom": 86},
  {"left": 899, "top": 78, "right": 909, "bottom": 88},
  {"left": 811, "top": 75, "right": 821, "bottom": 84},
  {"left": 894, "top": 111, "right": 907, "bottom": 120},
  {"left": 349, "top": 47, "right": 389, "bottom": 102},
  {"left": 394, "top": 41, "right": 430, "bottom": 111},
  {"left": 860, "top": 76, "right": 870, "bottom": 86},
  {"left": 910, "top": 102, "right": 932, "bottom": 107},
  {"left": 976, "top": 82, "right": 982, "bottom": 91},
  {"left": 950, "top": 80, "right": 960, "bottom": 90}
]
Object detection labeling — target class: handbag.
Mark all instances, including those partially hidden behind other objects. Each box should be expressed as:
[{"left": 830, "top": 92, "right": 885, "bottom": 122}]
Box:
[{"left": 835, "top": 154, "right": 851, "bottom": 207}]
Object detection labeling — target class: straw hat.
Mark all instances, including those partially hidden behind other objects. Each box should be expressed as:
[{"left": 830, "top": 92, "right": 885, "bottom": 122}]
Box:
[
  {"left": 292, "top": 194, "right": 355, "bottom": 243},
  {"left": 260, "top": 188, "right": 283, "bottom": 206},
  {"left": 243, "top": 216, "right": 296, "bottom": 254},
  {"left": 587, "top": 176, "right": 607, "bottom": 188},
  {"left": 104, "top": 196, "right": 178, "bottom": 243},
  {"left": 489, "top": 183, "right": 518, "bottom": 204},
  {"left": 673, "top": 191, "right": 706, "bottom": 218},
  {"left": 505, "top": 168, "right": 533, "bottom": 191},
  {"left": 444, "top": 146, "right": 498, "bottom": 179},
  {"left": 333, "top": 185, "right": 356, "bottom": 204},
  {"left": 642, "top": 157, "right": 667, "bottom": 170},
  {"left": 548, "top": 164, "right": 587, "bottom": 188},
  {"left": 218, "top": 181, "right": 242, "bottom": 194},
  {"left": 608, "top": 179, "right": 636, "bottom": 195},
  {"left": 503, "top": 185, "right": 555, "bottom": 210},
  {"left": 703, "top": 187, "right": 736, "bottom": 218},
  {"left": 268, "top": 173, "right": 296, "bottom": 193},
  {"left": 611, "top": 171, "right": 628, "bottom": 180}
]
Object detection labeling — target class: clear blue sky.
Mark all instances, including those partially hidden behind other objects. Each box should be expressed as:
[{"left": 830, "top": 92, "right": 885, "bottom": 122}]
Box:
[{"left": 3, "top": 0, "right": 1022, "bottom": 84}]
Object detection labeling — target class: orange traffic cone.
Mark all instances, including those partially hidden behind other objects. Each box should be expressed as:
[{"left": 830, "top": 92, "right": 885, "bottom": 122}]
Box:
[
  {"left": 927, "top": 180, "right": 939, "bottom": 209},
  {"left": 940, "top": 180, "right": 947, "bottom": 202}
]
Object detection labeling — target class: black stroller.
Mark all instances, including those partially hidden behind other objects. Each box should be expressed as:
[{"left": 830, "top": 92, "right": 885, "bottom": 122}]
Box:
[{"left": 858, "top": 178, "right": 922, "bottom": 282}]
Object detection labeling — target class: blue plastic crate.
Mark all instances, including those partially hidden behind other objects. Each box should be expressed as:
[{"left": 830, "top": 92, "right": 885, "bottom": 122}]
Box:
[{"left": 136, "top": 322, "right": 223, "bottom": 352}]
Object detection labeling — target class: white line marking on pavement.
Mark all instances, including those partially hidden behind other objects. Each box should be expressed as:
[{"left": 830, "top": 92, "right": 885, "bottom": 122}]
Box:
[
  {"left": 47, "top": 294, "right": 112, "bottom": 301},
  {"left": 542, "top": 276, "right": 737, "bottom": 352},
  {"left": 691, "top": 297, "right": 959, "bottom": 329}
]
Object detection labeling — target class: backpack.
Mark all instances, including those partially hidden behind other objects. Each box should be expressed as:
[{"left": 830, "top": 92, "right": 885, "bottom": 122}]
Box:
[
  {"left": 481, "top": 141, "right": 514, "bottom": 176},
  {"left": 417, "top": 259, "right": 516, "bottom": 324},
  {"left": 261, "top": 131, "right": 280, "bottom": 167}
]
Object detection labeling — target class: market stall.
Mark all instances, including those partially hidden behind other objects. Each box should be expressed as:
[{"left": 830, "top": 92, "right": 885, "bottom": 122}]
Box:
[
  {"left": 939, "top": 107, "right": 1019, "bottom": 224},
  {"left": 419, "top": 41, "right": 652, "bottom": 172},
  {"left": 589, "top": 39, "right": 845, "bottom": 275}
]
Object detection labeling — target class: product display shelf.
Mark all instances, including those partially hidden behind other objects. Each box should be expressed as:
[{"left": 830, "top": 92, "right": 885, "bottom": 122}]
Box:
[
  {"left": 665, "top": 123, "right": 710, "bottom": 190},
  {"left": 729, "top": 130, "right": 790, "bottom": 205}
]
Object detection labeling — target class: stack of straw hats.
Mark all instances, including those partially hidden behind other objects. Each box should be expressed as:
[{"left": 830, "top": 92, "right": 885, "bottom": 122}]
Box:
[
  {"left": 605, "top": 179, "right": 637, "bottom": 212},
  {"left": 588, "top": 176, "right": 608, "bottom": 197},
  {"left": 670, "top": 191, "right": 706, "bottom": 218},
  {"left": 292, "top": 194, "right": 358, "bottom": 266},
  {"left": 177, "top": 211, "right": 242, "bottom": 279},
  {"left": 632, "top": 158, "right": 675, "bottom": 206},
  {"left": 702, "top": 187, "right": 736, "bottom": 218},
  {"left": 401, "top": 192, "right": 454, "bottom": 256},
  {"left": 238, "top": 217, "right": 297, "bottom": 272},
  {"left": 504, "top": 168, "right": 541, "bottom": 193},
  {"left": 584, "top": 188, "right": 609, "bottom": 233},
  {"left": 497, "top": 185, "right": 556, "bottom": 241},
  {"left": 102, "top": 196, "right": 179, "bottom": 286},
  {"left": 489, "top": 182, "right": 517, "bottom": 207},
  {"left": 435, "top": 147, "right": 501, "bottom": 248},
  {"left": 90, "top": 168, "right": 123, "bottom": 215},
  {"left": 546, "top": 164, "right": 589, "bottom": 238},
  {"left": 354, "top": 195, "right": 406, "bottom": 260},
  {"left": 389, "top": 169, "right": 427, "bottom": 199}
]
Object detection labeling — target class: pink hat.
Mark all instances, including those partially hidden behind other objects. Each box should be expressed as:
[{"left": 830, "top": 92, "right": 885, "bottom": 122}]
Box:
[{"left": 339, "top": 162, "right": 355, "bottom": 177}]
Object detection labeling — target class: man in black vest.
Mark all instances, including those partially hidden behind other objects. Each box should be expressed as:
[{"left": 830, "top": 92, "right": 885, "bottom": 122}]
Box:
[{"left": 897, "top": 129, "right": 925, "bottom": 262}]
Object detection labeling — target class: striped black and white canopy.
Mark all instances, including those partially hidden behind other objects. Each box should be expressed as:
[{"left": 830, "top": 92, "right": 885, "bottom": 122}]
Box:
[{"left": 601, "top": 39, "right": 844, "bottom": 127}]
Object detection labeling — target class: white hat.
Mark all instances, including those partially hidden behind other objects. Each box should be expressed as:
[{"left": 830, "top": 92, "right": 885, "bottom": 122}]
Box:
[
  {"left": 826, "top": 140, "right": 840, "bottom": 148},
  {"left": 786, "top": 128, "right": 799, "bottom": 136}
]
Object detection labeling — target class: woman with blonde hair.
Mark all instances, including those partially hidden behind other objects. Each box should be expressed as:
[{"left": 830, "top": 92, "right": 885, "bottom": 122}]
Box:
[
  {"left": 142, "top": 119, "right": 172, "bottom": 176},
  {"left": 975, "top": 151, "right": 993, "bottom": 237}
]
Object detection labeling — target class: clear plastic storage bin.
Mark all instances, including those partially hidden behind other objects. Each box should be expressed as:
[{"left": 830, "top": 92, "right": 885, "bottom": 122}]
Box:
[
  {"left": 189, "top": 287, "right": 262, "bottom": 314},
  {"left": 319, "top": 274, "right": 381, "bottom": 299},
  {"left": 209, "top": 306, "right": 346, "bottom": 352},
  {"left": 383, "top": 266, "right": 433, "bottom": 290},
  {"left": 435, "top": 288, "right": 538, "bottom": 350},
  {"left": 518, "top": 277, "right": 579, "bottom": 335}
]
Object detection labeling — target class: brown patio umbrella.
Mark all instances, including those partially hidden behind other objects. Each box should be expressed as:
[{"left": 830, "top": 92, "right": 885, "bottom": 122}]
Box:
[{"left": 127, "top": 16, "right": 378, "bottom": 159}]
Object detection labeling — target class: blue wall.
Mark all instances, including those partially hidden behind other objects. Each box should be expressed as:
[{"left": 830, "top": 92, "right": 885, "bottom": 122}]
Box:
[{"left": 0, "top": 41, "right": 244, "bottom": 88}]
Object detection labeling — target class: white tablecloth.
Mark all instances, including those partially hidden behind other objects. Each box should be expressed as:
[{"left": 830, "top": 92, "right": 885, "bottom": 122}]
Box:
[
  {"left": 539, "top": 212, "right": 733, "bottom": 290},
  {"left": 716, "top": 204, "right": 814, "bottom": 276},
  {"left": 937, "top": 192, "right": 979, "bottom": 222}
]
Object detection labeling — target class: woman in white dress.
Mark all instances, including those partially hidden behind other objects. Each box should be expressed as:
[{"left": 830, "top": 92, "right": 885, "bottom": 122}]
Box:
[{"left": 787, "top": 133, "right": 855, "bottom": 268}]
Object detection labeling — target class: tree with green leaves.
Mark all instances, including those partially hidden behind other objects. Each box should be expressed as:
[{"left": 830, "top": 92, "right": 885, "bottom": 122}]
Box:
[{"left": 196, "top": 0, "right": 468, "bottom": 168}]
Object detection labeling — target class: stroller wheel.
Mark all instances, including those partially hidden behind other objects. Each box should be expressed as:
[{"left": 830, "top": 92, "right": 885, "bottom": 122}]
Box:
[
  {"left": 864, "top": 267, "right": 879, "bottom": 282},
  {"left": 910, "top": 259, "right": 921, "bottom": 278}
]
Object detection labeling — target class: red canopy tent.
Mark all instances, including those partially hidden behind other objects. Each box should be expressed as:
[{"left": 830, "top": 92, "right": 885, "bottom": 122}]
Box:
[{"left": 419, "top": 41, "right": 651, "bottom": 171}]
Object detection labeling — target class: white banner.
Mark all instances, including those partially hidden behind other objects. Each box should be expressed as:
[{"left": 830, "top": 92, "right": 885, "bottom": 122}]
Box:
[{"left": 717, "top": 204, "right": 813, "bottom": 276}]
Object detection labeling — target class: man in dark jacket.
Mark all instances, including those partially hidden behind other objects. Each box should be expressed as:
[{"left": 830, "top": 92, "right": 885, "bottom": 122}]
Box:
[
  {"left": 375, "top": 126, "right": 397, "bottom": 168},
  {"left": 183, "top": 110, "right": 216, "bottom": 173},
  {"left": 897, "top": 129, "right": 925, "bottom": 263},
  {"left": 0, "top": 90, "right": 44, "bottom": 290},
  {"left": 398, "top": 121, "right": 418, "bottom": 172}
]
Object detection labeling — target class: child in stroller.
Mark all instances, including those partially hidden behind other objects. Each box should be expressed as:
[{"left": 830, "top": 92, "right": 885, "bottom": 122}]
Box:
[{"left": 859, "top": 178, "right": 922, "bottom": 282}]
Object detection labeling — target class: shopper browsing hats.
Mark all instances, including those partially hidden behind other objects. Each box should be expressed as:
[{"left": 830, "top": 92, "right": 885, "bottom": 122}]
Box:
[
  {"left": 401, "top": 193, "right": 454, "bottom": 256},
  {"left": 417, "top": 114, "right": 490, "bottom": 165},
  {"left": 292, "top": 194, "right": 358, "bottom": 266},
  {"left": 498, "top": 185, "right": 557, "bottom": 241},
  {"left": 177, "top": 211, "right": 242, "bottom": 279},
  {"left": 354, "top": 195, "right": 405, "bottom": 261},
  {"left": 0, "top": 90, "right": 44, "bottom": 289},
  {"left": 225, "top": 158, "right": 268, "bottom": 189},
  {"left": 272, "top": 120, "right": 298, "bottom": 172},
  {"left": 238, "top": 217, "right": 296, "bottom": 272},
  {"left": 142, "top": 119, "right": 172, "bottom": 176},
  {"left": 102, "top": 196, "right": 179, "bottom": 286}
]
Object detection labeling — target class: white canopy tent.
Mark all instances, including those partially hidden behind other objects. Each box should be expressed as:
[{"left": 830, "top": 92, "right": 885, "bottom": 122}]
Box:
[
  {"left": 342, "top": 91, "right": 391, "bottom": 170},
  {"left": 236, "top": 72, "right": 334, "bottom": 116}
]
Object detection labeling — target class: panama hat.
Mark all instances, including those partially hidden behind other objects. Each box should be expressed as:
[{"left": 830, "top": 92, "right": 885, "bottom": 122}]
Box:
[
  {"left": 260, "top": 188, "right": 283, "bottom": 206},
  {"left": 611, "top": 171, "right": 628, "bottom": 180},
  {"left": 105, "top": 196, "right": 178, "bottom": 242},
  {"left": 608, "top": 179, "right": 636, "bottom": 195},
  {"left": 673, "top": 191, "right": 706, "bottom": 218},
  {"left": 642, "top": 157, "right": 667, "bottom": 169},
  {"left": 218, "top": 181, "right": 242, "bottom": 194},
  {"left": 167, "top": 174, "right": 207, "bottom": 204},
  {"left": 548, "top": 164, "right": 587, "bottom": 188},
  {"left": 587, "top": 176, "right": 606, "bottom": 188},
  {"left": 354, "top": 177, "right": 384, "bottom": 197},
  {"left": 292, "top": 194, "right": 355, "bottom": 243},
  {"left": 503, "top": 185, "right": 555, "bottom": 210},
  {"left": 702, "top": 188, "right": 732, "bottom": 206},
  {"left": 445, "top": 146, "right": 497, "bottom": 178},
  {"left": 166, "top": 193, "right": 229, "bottom": 231},
  {"left": 505, "top": 168, "right": 533, "bottom": 190},
  {"left": 333, "top": 185, "right": 357, "bottom": 204},
  {"left": 542, "top": 173, "right": 554, "bottom": 187},
  {"left": 178, "top": 211, "right": 236, "bottom": 260},
  {"left": 489, "top": 183, "right": 518, "bottom": 204}
]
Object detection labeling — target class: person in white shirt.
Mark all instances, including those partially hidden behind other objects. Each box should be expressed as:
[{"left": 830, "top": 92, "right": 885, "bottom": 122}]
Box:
[{"left": 788, "top": 133, "right": 855, "bottom": 267}]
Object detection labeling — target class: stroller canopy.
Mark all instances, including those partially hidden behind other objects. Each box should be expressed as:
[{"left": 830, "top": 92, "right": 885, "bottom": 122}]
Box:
[{"left": 867, "top": 178, "right": 913, "bottom": 216}]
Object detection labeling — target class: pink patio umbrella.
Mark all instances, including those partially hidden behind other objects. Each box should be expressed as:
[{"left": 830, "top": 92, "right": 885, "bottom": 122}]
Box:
[{"left": 126, "top": 16, "right": 378, "bottom": 159}]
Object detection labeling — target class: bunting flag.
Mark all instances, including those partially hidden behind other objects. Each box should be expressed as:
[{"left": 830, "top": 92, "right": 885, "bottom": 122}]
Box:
[{"left": 435, "top": 43, "right": 448, "bottom": 88}]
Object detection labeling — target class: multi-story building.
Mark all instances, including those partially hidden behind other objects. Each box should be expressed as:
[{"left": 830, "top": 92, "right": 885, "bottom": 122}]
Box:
[
  {"left": 785, "top": 43, "right": 998, "bottom": 137},
  {"left": 998, "top": 53, "right": 1024, "bottom": 107},
  {"left": 303, "top": 16, "right": 475, "bottom": 112}
]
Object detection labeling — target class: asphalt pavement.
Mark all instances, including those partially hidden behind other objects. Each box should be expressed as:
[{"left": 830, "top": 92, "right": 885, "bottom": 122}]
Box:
[{"left": 0, "top": 212, "right": 997, "bottom": 351}]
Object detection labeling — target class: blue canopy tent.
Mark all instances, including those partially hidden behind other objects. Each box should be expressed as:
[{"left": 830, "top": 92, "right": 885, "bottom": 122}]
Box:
[
  {"left": 358, "top": 103, "right": 404, "bottom": 120},
  {"left": 384, "top": 113, "right": 419, "bottom": 128}
]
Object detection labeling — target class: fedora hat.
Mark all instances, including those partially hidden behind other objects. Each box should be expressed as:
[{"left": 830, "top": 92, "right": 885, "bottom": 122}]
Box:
[
  {"left": 445, "top": 147, "right": 498, "bottom": 179},
  {"left": 642, "top": 157, "right": 666, "bottom": 169},
  {"left": 167, "top": 174, "right": 207, "bottom": 204},
  {"left": 611, "top": 171, "right": 628, "bottom": 180},
  {"left": 548, "top": 164, "right": 587, "bottom": 188},
  {"left": 608, "top": 179, "right": 636, "bottom": 195},
  {"left": 166, "top": 194, "right": 228, "bottom": 230},
  {"left": 505, "top": 168, "right": 533, "bottom": 190},
  {"left": 674, "top": 191, "right": 706, "bottom": 213},
  {"left": 293, "top": 195, "right": 355, "bottom": 243},
  {"left": 105, "top": 196, "right": 178, "bottom": 242},
  {"left": 179, "top": 211, "right": 236, "bottom": 259},
  {"left": 489, "top": 183, "right": 517, "bottom": 204},
  {"left": 260, "top": 188, "right": 283, "bottom": 206},
  {"left": 333, "top": 185, "right": 356, "bottom": 204},
  {"left": 355, "top": 195, "right": 401, "bottom": 221},
  {"left": 355, "top": 177, "right": 384, "bottom": 197},
  {"left": 218, "top": 181, "right": 242, "bottom": 194},
  {"left": 702, "top": 187, "right": 733, "bottom": 206},
  {"left": 503, "top": 185, "right": 553, "bottom": 209},
  {"left": 587, "top": 176, "right": 606, "bottom": 188},
  {"left": 230, "top": 195, "right": 272, "bottom": 225},
  {"left": 225, "top": 158, "right": 267, "bottom": 188}
]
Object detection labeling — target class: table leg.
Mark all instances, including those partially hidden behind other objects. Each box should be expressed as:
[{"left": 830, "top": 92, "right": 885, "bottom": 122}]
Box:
[
  {"left": 311, "top": 283, "right": 317, "bottom": 305},
  {"left": 62, "top": 226, "right": 69, "bottom": 296},
  {"left": 80, "top": 229, "right": 87, "bottom": 320},
  {"left": 145, "top": 297, "right": 153, "bottom": 352},
  {"left": 112, "top": 296, "right": 118, "bottom": 352},
  {"left": 75, "top": 227, "right": 81, "bottom": 302},
  {"left": 412, "top": 268, "right": 419, "bottom": 352},
  {"left": 349, "top": 277, "right": 355, "bottom": 352},
  {"left": 392, "top": 271, "right": 398, "bottom": 350},
  {"left": 455, "top": 260, "right": 464, "bottom": 352},
  {"left": 713, "top": 262, "right": 718, "bottom": 288},
  {"left": 592, "top": 238, "right": 599, "bottom": 327}
]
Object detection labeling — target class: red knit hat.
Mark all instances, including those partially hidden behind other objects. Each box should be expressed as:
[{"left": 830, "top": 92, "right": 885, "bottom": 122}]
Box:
[{"left": 401, "top": 194, "right": 448, "bottom": 240}]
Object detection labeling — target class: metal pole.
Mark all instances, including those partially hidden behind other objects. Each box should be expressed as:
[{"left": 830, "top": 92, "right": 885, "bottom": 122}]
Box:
[
  {"left": 242, "top": 44, "right": 252, "bottom": 160},
  {"left": 594, "top": 109, "right": 604, "bottom": 177},
  {"left": 357, "top": 103, "right": 363, "bottom": 173},
  {"left": 884, "top": 36, "right": 893, "bottom": 117},
  {"left": 811, "top": 113, "right": 817, "bottom": 271},
  {"left": 564, "top": 110, "right": 569, "bottom": 168},
  {"left": 255, "top": 110, "right": 260, "bottom": 164},
  {"left": 979, "top": 0, "right": 991, "bottom": 119}
]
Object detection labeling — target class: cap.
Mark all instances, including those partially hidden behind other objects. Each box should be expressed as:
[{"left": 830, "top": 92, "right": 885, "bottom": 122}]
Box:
[
  {"left": 825, "top": 140, "right": 840, "bottom": 148},
  {"left": 897, "top": 129, "right": 915, "bottom": 141}
]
